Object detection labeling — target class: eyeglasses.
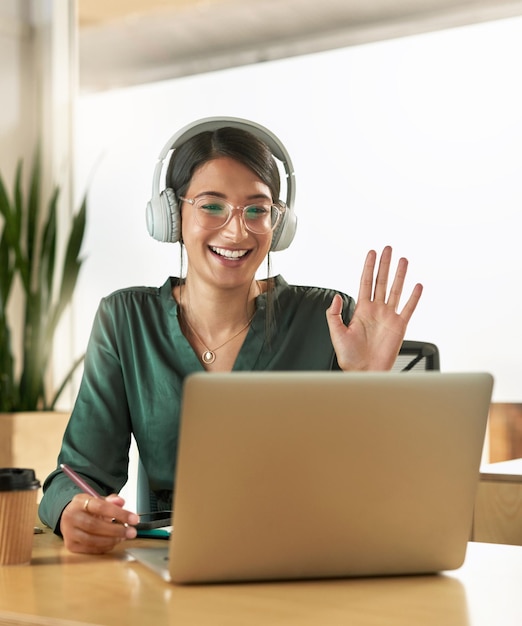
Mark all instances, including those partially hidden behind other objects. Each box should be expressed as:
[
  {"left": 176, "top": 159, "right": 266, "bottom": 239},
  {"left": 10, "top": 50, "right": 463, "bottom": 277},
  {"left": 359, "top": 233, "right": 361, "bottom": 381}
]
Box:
[{"left": 179, "top": 195, "right": 283, "bottom": 235}]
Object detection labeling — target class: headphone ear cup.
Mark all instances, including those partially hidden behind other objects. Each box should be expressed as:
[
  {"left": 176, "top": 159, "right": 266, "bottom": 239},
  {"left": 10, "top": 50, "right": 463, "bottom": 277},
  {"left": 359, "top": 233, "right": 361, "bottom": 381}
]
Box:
[
  {"left": 162, "top": 188, "right": 182, "bottom": 243},
  {"left": 270, "top": 205, "right": 297, "bottom": 252},
  {"left": 146, "top": 188, "right": 181, "bottom": 243}
]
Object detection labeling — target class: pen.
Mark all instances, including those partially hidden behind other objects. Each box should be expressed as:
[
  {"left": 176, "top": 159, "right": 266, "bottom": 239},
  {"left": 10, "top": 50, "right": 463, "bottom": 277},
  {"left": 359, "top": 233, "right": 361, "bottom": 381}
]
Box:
[
  {"left": 60, "top": 463, "right": 129, "bottom": 527},
  {"left": 60, "top": 463, "right": 103, "bottom": 499}
]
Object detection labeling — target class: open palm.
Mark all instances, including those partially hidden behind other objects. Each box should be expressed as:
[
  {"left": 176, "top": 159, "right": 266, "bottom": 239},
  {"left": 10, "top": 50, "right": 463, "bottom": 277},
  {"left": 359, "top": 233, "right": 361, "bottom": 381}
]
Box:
[{"left": 326, "top": 246, "right": 423, "bottom": 371}]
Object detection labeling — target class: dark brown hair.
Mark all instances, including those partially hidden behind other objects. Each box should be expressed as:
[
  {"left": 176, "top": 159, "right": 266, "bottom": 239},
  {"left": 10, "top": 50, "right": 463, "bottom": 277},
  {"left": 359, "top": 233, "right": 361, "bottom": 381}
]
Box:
[{"left": 166, "top": 126, "right": 281, "bottom": 202}]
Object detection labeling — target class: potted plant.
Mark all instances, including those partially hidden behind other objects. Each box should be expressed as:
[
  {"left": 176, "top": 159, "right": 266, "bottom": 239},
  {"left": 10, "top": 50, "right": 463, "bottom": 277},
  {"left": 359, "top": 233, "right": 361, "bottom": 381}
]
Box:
[{"left": 0, "top": 149, "right": 87, "bottom": 488}]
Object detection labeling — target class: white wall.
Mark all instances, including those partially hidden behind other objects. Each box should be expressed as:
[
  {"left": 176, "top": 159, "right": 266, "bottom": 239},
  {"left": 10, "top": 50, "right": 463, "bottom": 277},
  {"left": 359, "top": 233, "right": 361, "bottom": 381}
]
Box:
[
  {"left": 0, "top": 0, "right": 36, "bottom": 180},
  {"left": 1, "top": 0, "right": 39, "bottom": 391},
  {"left": 74, "top": 16, "right": 522, "bottom": 404}
]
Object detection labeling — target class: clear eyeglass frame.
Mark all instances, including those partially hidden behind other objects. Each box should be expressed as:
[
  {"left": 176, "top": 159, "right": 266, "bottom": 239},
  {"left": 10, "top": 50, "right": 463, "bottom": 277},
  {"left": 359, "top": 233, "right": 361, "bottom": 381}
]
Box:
[{"left": 179, "top": 195, "right": 284, "bottom": 235}]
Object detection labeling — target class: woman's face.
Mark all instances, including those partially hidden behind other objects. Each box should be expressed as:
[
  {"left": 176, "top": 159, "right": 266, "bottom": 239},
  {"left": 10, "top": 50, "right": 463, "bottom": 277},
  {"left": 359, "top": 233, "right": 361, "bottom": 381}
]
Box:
[{"left": 180, "top": 156, "right": 274, "bottom": 291}]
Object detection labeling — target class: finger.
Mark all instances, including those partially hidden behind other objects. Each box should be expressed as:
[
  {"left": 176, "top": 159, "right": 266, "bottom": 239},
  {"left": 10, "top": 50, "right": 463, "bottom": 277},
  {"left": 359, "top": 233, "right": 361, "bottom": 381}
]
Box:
[
  {"left": 358, "top": 249, "right": 377, "bottom": 302},
  {"left": 398, "top": 283, "right": 423, "bottom": 324},
  {"left": 79, "top": 512, "right": 130, "bottom": 541},
  {"left": 386, "top": 256, "right": 409, "bottom": 310},
  {"left": 373, "top": 246, "right": 393, "bottom": 302},
  {"left": 74, "top": 493, "right": 139, "bottom": 530},
  {"left": 105, "top": 494, "right": 140, "bottom": 528},
  {"left": 64, "top": 521, "right": 128, "bottom": 554}
]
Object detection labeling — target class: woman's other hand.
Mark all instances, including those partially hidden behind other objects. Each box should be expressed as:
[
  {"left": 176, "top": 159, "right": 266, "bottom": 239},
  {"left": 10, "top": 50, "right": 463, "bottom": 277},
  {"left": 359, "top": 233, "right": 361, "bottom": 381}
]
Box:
[
  {"left": 326, "top": 246, "right": 423, "bottom": 371},
  {"left": 60, "top": 493, "right": 139, "bottom": 554}
]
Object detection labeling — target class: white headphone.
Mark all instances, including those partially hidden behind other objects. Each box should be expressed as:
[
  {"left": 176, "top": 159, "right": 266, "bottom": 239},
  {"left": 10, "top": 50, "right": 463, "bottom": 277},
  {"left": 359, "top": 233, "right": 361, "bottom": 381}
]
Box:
[{"left": 145, "top": 116, "right": 297, "bottom": 251}]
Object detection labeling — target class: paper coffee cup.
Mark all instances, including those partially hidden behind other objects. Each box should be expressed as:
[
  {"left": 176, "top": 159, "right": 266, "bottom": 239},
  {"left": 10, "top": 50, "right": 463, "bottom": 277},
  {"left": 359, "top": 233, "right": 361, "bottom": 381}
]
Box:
[{"left": 0, "top": 468, "right": 41, "bottom": 565}]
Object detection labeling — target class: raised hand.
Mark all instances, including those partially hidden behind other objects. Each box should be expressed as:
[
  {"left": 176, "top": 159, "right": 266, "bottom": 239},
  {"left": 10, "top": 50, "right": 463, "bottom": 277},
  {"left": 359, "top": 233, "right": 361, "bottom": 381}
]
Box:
[{"left": 326, "top": 246, "right": 423, "bottom": 371}]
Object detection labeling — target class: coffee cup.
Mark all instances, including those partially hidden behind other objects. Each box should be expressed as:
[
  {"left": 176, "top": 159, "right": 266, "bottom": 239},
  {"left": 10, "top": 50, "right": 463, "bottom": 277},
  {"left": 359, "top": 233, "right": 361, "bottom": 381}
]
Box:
[{"left": 0, "top": 468, "right": 41, "bottom": 565}]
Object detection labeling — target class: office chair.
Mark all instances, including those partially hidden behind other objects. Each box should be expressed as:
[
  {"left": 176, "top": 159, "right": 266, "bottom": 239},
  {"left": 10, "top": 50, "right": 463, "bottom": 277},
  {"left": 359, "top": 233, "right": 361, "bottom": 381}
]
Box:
[{"left": 392, "top": 340, "right": 440, "bottom": 372}]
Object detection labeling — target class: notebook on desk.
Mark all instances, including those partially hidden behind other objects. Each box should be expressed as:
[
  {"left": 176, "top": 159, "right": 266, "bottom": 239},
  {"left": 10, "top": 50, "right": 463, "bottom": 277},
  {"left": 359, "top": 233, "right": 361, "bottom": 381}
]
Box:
[{"left": 127, "top": 371, "right": 494, "bottom": 584}]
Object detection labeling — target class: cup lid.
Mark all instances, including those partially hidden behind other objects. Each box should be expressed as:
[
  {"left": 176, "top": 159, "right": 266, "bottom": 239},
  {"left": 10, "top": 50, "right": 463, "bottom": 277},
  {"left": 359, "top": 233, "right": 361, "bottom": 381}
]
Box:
[{"left": 0, "top": 468, "right": 41, "bottom": 491}]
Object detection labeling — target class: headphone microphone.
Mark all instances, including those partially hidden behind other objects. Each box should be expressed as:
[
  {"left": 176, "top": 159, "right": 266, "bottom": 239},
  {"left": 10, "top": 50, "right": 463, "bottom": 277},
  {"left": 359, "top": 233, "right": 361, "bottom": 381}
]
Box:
[{"left": 145, "top": 116, "right": 297, "bottom": 252}]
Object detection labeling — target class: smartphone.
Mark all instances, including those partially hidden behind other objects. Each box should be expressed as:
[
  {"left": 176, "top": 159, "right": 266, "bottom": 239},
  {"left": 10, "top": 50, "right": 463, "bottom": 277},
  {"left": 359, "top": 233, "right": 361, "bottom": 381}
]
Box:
[{"left": 135, "top": 511, "right": 172, "bottom": 530}]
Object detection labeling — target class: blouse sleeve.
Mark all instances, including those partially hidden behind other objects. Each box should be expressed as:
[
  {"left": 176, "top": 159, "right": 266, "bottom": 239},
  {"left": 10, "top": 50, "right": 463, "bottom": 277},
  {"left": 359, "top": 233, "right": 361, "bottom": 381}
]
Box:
[{"left": 38, "top": 297, "right": 133, "bottom": 533}]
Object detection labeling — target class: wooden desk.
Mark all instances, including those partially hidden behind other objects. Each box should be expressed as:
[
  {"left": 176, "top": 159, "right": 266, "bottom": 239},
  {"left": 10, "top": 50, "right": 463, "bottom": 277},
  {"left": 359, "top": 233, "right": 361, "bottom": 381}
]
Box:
[
  {"left": 473, "top": 458, "right": 522, "bottom": 545},
  {"left": 1, "top": 529, "right": 522, "bottom": 625}
]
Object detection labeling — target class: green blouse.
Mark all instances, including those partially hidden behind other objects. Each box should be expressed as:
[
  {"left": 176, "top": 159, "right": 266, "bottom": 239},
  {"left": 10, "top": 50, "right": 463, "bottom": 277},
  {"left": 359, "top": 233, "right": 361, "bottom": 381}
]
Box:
[{"left": 39, "top": 275, "right": 354, "bottom": 532}]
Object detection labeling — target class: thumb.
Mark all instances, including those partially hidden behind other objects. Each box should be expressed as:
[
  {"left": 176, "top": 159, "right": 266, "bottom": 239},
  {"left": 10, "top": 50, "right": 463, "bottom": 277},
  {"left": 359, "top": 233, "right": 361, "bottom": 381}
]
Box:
[{"left": 326, "top": 294, "right": 345, "bottom": 331}]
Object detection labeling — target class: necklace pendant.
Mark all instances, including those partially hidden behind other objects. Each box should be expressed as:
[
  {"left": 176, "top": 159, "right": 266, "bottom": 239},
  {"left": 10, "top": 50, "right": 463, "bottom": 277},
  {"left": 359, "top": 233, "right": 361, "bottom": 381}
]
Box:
[{"left": 202, "top": 350, "right": 216, "bottom": 365}]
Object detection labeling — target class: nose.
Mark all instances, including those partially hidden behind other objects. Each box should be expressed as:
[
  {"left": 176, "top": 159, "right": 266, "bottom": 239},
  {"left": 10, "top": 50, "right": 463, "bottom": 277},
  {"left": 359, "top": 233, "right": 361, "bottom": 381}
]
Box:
[{"left": 222, "top": 208, "right": 248, "bottom": 242}]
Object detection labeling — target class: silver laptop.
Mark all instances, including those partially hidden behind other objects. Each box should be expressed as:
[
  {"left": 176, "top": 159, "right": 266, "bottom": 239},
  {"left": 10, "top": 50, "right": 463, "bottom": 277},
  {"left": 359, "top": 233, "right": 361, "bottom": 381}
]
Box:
[{"left": 128, "top": 371, "right": 493, "bottom": 584}]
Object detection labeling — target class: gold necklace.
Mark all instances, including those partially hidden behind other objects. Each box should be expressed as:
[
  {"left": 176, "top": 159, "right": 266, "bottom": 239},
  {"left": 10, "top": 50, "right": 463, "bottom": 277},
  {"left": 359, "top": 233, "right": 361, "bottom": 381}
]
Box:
[{"left": 180, "top": 285, "right": 255, "bottom": 365}]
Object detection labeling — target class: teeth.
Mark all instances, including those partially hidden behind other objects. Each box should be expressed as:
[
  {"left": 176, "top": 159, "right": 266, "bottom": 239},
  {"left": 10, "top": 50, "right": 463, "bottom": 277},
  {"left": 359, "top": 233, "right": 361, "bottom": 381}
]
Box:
[{"left": 211, "top": 247, "right": 248, "bottom": 259}]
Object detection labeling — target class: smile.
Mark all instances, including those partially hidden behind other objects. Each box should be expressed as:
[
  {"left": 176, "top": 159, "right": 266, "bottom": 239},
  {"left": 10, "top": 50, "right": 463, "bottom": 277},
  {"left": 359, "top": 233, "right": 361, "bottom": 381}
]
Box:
[{"left": 210, "top": 246, "right": 250, "bottom": 259}]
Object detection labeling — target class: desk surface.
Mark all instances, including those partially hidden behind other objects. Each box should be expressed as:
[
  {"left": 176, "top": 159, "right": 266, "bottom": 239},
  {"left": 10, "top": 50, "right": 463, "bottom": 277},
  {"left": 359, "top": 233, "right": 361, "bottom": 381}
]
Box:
[
  {"left": 475, "top": 458, "right": 522, "bottom": 544},
  {"left": 480, "top": 458, "right": 522, "bottom": 482},
  {"left": 1, "top": 530, "right": 522, "bottom": 626}
]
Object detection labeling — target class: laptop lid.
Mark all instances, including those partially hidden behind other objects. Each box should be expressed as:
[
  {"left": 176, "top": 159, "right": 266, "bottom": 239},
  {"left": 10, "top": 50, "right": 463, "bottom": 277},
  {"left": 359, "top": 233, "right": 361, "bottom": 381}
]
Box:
[{"left": 129, "top": 371, "right": 493, "bottom": 584}]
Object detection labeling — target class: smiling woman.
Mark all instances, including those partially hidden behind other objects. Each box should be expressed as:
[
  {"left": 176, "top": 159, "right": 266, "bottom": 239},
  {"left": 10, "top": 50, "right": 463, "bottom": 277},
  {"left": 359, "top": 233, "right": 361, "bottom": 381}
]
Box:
[{"left": 38, "top": 116, "right": 422, "bottom": 555}]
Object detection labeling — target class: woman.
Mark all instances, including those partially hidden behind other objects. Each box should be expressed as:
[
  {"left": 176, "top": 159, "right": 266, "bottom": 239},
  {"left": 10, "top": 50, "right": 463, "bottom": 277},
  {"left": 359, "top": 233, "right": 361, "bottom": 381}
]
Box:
[{"left": 39, "top": 118, "right": 422, "bottom": 554}]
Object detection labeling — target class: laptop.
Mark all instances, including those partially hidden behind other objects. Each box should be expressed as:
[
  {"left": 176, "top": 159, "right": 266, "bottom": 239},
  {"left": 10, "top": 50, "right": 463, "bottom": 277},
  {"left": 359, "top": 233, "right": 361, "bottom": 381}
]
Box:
[{"left": 127, "top": 371, "right": 493, "bottom": 584}]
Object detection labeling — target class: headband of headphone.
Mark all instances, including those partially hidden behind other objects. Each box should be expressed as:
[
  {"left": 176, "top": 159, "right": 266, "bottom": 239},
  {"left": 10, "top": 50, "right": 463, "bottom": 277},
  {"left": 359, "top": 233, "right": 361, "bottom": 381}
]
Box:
[{"left": 145, "top": 116, "right": 297, "bottom": 251}]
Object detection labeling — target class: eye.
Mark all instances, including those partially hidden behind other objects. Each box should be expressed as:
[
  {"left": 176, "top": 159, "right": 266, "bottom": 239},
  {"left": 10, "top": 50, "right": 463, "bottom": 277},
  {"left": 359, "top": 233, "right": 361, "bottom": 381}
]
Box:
[
  {"left": 199, "top": 199, "right": 228, "bottom": 215},
  {"left": 244, "top": 205, "right": 271, "bottom": 219}
]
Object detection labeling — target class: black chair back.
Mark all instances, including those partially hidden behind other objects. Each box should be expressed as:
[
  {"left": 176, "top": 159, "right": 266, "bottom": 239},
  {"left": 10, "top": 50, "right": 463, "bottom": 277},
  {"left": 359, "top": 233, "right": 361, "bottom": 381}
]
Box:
[{"left": 393, "top": 340, "right": 440, "bottom": 372}]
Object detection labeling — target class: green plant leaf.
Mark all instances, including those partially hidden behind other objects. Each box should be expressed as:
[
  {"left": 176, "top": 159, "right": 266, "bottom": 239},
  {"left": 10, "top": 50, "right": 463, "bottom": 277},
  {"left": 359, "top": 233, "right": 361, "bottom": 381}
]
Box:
[
  {"left": 26, "top": 149, "right": 41, "bottom": 288},
  {"left": 11, "top": 162, "right": 30, "bottom": 292},
  {"left": 38, "top": 187, "right": 59, "bottom": 319},
  {"left": 48, "top": 193, "right": 87, "bottom": 341},
  {"left": 0, "top": 148, "right": 87, "bottom": 411}
]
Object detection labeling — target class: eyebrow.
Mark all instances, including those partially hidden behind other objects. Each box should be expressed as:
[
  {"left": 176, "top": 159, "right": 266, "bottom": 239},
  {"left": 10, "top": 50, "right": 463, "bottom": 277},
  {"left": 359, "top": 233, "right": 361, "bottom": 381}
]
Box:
[{"left": 194, "top": 191, "right": 272, "bottom": 202}]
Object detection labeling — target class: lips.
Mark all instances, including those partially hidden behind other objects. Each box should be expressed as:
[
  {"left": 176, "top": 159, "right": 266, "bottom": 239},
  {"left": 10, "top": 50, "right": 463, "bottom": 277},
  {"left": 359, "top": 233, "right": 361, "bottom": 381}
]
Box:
[{"left": 210, "top": 246, "right": 250, "bottom": 259}]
